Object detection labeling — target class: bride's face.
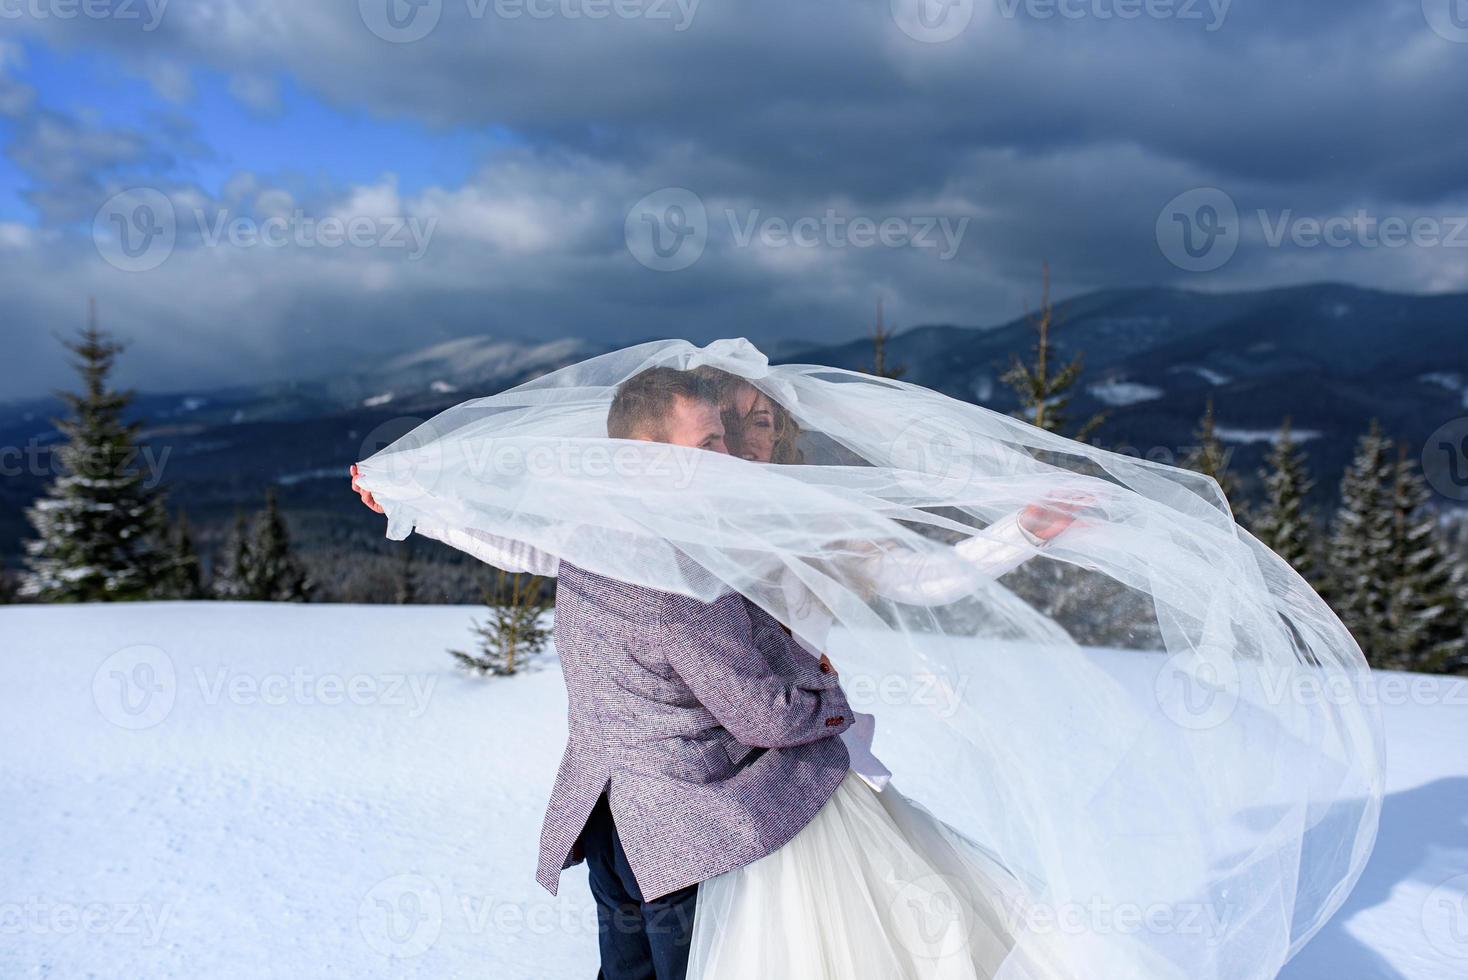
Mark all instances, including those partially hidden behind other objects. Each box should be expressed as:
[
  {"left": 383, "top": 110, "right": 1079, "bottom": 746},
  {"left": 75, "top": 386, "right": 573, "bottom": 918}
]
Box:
[{"left": 730, "top": 385, "right": 777, "bottom": 463}]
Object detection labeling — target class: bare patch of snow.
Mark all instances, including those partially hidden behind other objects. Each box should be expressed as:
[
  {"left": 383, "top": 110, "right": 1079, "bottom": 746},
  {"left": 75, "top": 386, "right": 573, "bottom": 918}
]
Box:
[
  {"left": 1216, "top": 426, "right": 1322, "bottom": 445},
  {"left": 363, "top": 392, "right": 395, "bottom": 407},
  {"left": 1421, "top": 373, "right": 1468, "bottom": 408},
  {"left": 277, "top": 467, "right": 345, "bottom": 486},
  {"left": 1170, "top": 365, "right": 1232, "bottom": 386},
  {"left": 1088, "top": 380, "right": 1164, "bottom": 407}
]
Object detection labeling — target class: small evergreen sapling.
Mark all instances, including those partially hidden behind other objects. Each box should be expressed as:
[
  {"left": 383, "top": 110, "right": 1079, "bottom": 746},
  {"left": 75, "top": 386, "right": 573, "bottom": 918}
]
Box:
[{"left": 450, "top": 570, "right": 550, "bottom": 676}]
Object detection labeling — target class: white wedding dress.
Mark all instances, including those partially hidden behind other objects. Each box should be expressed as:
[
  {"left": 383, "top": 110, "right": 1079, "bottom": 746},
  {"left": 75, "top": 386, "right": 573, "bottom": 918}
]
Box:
[
  {"left": 686, "top": 516, "right": 1077, "bottom": 980},
  {"left": 687, "top": 768, "right": 1075, "bottom": 980}
]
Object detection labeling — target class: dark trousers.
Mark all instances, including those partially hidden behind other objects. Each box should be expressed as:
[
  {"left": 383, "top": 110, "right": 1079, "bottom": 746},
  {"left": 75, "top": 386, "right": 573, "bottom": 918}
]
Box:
[{"left": 581, "top": 792, "right": 699, "bottom": 980}]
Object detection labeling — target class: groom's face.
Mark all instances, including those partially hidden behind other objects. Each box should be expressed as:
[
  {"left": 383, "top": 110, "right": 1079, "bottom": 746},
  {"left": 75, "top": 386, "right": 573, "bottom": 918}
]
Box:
[{"left": 652, "top": 394, "right": 728, "bottom": 454}]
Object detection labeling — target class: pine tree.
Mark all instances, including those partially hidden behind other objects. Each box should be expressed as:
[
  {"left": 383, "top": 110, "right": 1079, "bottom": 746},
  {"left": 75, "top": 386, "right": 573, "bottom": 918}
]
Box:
[
  {"left": 1326, "top": 422, "right": 1396, "bottom": 661},
  {"left": 1252, "top": 418, "right": 1315, "bottom": 573},
  {"left": 1380, "top": 446, "right": 1468, "bottom": 672},
  {"left": 0, "top": 567, "right": 17, "bottom": 604},
  {"left": 213, "top": 510, "right": 253, "bottom": 599},
  {"left": 395, "top": 541, "right": 418, "bottom": 605},
  {"left": 159, "top": 509, "right": 205, "bottom": 599},
  {"left": 449, "top": 570, "right": 550, "bottom": 676},
  {"left": 1002, "top": 263, "right": 1105, "bottom": 442},
  {"left": 245, "top": 488, "right": 313, "bottom": 602},
  {"left": 869, "top": 298, "right": 907, "bottom": 380},
  {"left": 21, "top": 308, "right": 171, "bottom": 601},
  {"left": 1182, "top": 397, "right": 1240, "bottom": 504}
]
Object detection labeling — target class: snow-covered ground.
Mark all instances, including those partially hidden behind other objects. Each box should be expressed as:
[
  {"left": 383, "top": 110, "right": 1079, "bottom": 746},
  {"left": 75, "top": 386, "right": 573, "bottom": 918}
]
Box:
[{"left": 2, "top": 603, "right": 1465, "bottom": 979}]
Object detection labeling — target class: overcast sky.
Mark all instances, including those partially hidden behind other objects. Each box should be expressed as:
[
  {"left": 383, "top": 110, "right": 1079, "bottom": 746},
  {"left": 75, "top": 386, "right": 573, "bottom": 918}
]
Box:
[{"left": 1, "top": 0, "right": 1466, "bottom": 398}]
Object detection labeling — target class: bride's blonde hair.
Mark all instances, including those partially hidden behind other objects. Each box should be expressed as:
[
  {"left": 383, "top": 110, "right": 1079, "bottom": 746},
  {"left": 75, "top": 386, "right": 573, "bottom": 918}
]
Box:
[{"left": 694, "top": 367, "right": 804, "bottom": 464}]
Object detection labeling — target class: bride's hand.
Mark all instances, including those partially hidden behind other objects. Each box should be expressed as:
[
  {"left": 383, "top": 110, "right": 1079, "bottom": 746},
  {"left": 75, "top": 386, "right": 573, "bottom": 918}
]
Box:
[
  {"left": 350, "top": 464, "right": 385, "bottom": 515},
  {"left": 1018, "top": 493, "right": 1090, "bottom": 541}
]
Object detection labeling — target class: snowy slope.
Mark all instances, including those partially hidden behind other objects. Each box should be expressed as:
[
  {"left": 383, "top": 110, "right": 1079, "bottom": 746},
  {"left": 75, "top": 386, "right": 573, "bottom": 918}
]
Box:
[{"left": 2, "top": 603, "right": 1465, "bottom": 979}]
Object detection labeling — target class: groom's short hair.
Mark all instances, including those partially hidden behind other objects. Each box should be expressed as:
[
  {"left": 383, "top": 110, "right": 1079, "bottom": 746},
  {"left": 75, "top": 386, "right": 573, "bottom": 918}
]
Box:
[{"left": 607, "top": 367, "right": 716, "bottom": 440}]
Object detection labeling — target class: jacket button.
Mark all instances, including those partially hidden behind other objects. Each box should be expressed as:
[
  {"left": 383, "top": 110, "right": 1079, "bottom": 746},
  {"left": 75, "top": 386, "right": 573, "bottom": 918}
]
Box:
[{"left": 825, "top": 716, "right": 844, "bottom": 726}]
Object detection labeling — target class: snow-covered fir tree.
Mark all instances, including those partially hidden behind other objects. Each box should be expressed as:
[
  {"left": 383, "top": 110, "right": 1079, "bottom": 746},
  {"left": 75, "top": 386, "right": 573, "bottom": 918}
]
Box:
[
  {"left": 159, "top": 509, "right": 205, "bottom": 599},
  {"left": 1326, "top": 421, "right": 1397, "bottom": 662},
  {"left": 1253, "top": 418, "right": 1316, "bottom": 576},
  {"left": 21, "top": 315, "right": 170, "bottom": 602},
  {"left": 244, "top": 489, "right": 313, "bottom": 602},
  {"left": 1182, "top": 397, "right": 1240, "bottom": 505},
  {"left": 1380, "top": 447, "right": 1468, "bottom": 672},
  {"left": 212, "top": 510, "right": 253, "bottom": 599}
]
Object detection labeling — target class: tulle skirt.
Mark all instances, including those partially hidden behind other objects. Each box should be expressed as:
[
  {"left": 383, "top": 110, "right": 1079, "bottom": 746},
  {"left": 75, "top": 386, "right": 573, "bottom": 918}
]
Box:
[{"left": 687, "top": 769, "right": 1072, "bottom": 980}]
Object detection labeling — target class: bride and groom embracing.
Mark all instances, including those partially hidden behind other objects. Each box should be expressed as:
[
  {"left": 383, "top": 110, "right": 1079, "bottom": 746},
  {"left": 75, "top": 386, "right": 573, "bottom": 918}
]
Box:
[{"left": 353, "top": 363, "right": 1080, "bottom": 979}]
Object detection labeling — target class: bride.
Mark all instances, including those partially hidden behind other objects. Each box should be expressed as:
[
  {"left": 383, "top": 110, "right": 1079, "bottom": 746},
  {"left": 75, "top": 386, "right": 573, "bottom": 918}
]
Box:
[
  {"left": 686, "top": 368, "right": 1084, "bottom": 979},
  {"left": 353, "top": 337, "right": 1382, "bottom": 980}
]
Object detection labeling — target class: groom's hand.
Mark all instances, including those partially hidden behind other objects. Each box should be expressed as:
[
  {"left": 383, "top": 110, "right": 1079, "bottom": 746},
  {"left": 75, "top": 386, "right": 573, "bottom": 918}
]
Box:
[{"left": 350, "top": 464, "right": 385, "bottom": 515}]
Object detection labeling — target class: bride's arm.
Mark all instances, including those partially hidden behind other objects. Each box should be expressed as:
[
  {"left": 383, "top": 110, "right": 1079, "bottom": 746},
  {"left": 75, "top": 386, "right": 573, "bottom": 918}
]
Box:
[{"left": 857, "top": 511, "right": 1048, "bottom": 607}]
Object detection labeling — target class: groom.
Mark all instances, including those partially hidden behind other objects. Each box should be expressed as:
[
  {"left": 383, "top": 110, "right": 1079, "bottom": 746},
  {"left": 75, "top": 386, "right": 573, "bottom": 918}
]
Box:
[
  {"left": 546, "top": 366, "right": 854, "bottom": 979},
  {"left": 353, "top": 365, "right": 854, "bottom": 980}
]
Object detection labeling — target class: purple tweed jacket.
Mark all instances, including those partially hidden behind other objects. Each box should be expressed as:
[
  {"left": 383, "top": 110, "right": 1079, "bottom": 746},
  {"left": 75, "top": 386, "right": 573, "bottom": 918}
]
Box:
[{"left": 536, "top": 562, "right": 855, "bottom": 901}]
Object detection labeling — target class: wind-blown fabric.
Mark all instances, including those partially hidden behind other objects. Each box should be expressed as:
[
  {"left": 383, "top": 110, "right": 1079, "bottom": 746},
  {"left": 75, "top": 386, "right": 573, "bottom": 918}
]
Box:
[{"left": 355, "top": 337, "right": 1383, "bottom": 980}]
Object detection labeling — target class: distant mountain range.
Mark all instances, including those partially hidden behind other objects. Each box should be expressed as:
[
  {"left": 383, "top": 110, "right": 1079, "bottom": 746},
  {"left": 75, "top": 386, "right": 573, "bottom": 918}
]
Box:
[
  {"left": 781, "top": 282, "right": 1468, "bottom": 495},
  {"left": 3, "top": 282, "right": 1465, "bottom": 579}
]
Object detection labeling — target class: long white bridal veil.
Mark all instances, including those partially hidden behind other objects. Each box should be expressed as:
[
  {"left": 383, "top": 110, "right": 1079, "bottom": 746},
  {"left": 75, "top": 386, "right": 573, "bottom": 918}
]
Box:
[{"left": 355, "top": 337, "right": 1383, "bottom": 979}]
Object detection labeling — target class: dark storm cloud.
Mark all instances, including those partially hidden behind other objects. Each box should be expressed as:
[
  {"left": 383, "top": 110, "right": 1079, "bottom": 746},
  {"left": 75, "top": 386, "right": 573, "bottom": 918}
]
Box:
[{"left": 1, "top": 0, "right": 1466, "bottom": 398}]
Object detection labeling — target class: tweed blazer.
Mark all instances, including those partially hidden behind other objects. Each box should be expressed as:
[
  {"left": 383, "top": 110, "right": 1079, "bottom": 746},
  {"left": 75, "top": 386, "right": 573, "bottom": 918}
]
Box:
[{"left": 536, "top": 562, "right": 855, "bottom": 901}]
